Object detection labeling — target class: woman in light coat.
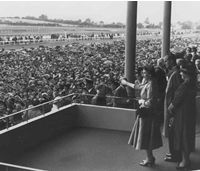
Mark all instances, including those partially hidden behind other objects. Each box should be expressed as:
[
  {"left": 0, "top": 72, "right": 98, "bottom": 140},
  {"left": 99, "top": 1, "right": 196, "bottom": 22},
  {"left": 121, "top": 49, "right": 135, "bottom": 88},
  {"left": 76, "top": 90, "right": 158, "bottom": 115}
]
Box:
[{"left": 122, "top": 65, "right": 162, "bottom": 167}]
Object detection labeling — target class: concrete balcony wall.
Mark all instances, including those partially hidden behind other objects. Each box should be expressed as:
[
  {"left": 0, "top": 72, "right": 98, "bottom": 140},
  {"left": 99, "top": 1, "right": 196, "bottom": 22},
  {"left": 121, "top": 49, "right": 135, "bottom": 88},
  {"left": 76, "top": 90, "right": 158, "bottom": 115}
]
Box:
[
  {"left": 76, "top": 104, "right": 136, "bottom": 131},
  {"left": 0, "top": 104, "right": 78, "bottom": 162},
  {"left": 0, "top": 102, "right": 199, "bottom": 162},
  {"left": 0, "top": 104, "right": 135, "bottom": 162}
]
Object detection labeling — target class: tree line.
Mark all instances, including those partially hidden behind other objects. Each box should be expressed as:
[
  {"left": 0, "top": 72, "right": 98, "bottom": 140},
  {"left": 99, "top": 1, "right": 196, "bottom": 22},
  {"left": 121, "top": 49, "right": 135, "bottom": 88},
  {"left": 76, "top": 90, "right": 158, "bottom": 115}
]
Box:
[
  {"left": 2, "top": 15, "right": 200, "bottom": 30},
  {"left": 137, "top": 17, "right": 200, "bottom": 30},
  {"left": 0, "top": 15, "right": 125, "bottom": 28}
]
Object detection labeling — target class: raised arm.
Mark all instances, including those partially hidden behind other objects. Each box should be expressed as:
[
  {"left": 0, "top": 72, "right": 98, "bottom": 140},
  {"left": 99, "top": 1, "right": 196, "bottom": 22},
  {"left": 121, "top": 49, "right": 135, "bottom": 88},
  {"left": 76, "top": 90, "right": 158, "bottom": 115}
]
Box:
[
  {"left": 121, "top": 79, "right": 135, "bottom": 89},
  {"left": 121, "top": 79, "right": 145, "bottom": 89}
]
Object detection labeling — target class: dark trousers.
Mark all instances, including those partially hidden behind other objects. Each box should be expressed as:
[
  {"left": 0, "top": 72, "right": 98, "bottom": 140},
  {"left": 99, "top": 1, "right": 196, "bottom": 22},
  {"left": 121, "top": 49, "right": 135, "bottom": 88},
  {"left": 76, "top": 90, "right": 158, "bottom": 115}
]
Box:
[{"left": 168, "top": 126, "right": 182, "bottom": 161}]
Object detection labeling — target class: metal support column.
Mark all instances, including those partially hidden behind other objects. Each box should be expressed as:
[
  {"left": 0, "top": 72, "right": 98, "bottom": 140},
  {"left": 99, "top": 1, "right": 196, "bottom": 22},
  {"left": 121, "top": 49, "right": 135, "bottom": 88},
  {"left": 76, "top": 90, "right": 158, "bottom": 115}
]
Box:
[
  {"left": 125, "top": 1, "right": 137, "bottom": 97},
  {"left": 162, "top": 1, "right": 172, "bottom": 57}
]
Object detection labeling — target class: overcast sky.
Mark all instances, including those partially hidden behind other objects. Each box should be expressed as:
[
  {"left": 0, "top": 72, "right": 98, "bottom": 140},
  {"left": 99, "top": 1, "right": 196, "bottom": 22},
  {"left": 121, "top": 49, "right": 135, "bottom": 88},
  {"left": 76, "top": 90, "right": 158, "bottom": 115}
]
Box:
[{"left": 0, "top": 1, "right": 199, "bottom": 24}]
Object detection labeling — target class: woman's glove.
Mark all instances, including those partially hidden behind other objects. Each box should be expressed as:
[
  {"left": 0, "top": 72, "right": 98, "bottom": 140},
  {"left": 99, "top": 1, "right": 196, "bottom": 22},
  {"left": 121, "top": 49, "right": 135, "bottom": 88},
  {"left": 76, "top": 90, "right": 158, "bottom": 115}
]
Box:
[
  {"left": 138, "top": 99, "right": 145, "bottom": 108},
  {"left": 138, "top": 99, "right": 145, "bottom": 105},
  {"left": 168, "top": 103, "right": 175, "bottom": 116},
  {"left": 121, "top": 79, "right": 127, "bottom": 86}
]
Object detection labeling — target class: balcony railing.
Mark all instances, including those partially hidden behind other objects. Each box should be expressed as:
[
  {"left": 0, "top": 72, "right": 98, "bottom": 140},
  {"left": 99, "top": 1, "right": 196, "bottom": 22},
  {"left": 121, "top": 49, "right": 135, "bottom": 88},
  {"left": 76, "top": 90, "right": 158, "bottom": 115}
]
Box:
[{"left": 0, "top": 93, "right": 138, "bottom": 132}]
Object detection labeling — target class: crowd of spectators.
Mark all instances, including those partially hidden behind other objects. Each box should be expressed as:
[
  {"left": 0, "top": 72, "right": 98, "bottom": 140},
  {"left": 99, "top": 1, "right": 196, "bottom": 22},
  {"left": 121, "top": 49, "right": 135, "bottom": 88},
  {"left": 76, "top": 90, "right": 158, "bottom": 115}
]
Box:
[
  {"left": 0, "top": 32, "right": 124, "bottom": 45},
  {"left": 0, "top": 34, "right": 200, "bottom": 129},
  {"left": 0, "top": 35, "right": 43, "bottom": 44}
]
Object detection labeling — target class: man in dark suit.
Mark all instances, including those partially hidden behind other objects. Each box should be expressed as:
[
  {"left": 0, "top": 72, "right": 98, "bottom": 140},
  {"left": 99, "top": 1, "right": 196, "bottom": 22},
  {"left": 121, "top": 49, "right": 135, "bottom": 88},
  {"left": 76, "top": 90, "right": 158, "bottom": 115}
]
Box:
[
  {"left": 195, "top": 59, "right": 200, "bottom": 95},
  {"left": 84, "top": 78, "right": 96, "bottom": 104},
  {"left": 191, "top": 46, "right": 200, "bottom": 63},
  {"left": 155, "top": 58, "right": 167, "bottom": 125},
  {"left": 163, "top": 53, "right": 182, "bottom": 162},
  {"left": 113, "top": 78, "right": 129, "bottom": 108}
]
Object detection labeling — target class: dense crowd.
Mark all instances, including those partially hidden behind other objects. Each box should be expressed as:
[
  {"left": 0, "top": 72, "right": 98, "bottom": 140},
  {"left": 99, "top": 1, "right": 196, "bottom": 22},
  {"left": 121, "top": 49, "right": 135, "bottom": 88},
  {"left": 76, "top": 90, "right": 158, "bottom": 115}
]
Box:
[
  {"left": 0, "top": 35, "right": 200, "bottom": 129},
  {"left": 0, "top": 32, "right": 124, "bottom": 45}
]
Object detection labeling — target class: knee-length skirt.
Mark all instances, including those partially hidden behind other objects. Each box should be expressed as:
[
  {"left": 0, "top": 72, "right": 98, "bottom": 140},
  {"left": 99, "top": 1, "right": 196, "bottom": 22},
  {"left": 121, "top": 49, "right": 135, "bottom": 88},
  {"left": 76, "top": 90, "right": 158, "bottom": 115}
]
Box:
[{"left": 128, "top": 115, "right": 162, "bottom": 150}]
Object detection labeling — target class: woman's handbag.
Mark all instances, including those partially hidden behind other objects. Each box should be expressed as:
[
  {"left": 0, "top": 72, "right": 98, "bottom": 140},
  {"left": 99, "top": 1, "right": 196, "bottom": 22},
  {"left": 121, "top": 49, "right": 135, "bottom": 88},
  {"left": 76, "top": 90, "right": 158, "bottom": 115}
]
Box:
[{"left": 136, "top": 107, "right": 153, "bottom": 118}]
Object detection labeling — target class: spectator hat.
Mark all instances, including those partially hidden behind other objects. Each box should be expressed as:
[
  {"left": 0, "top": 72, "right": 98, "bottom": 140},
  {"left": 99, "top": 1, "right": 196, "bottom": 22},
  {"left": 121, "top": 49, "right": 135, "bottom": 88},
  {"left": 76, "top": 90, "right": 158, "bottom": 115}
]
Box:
[
  {"left": 195, "top": 59, "right": 200, "bottom": 64},
  {"left": 42, "top": 93, "right": 48, "bottom": 97},
  {"left": 186, "top": 47, "right": 192, "bottom": 53},
  {"left": 192, "top": 46, "right": 197, "bottom": 52}
]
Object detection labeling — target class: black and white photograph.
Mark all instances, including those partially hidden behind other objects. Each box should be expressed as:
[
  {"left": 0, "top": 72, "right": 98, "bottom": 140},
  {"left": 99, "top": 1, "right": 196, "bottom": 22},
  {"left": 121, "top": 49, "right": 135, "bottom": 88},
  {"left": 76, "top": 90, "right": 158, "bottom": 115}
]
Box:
[{"left": 0, "top": 1, "right": 199, "bottom": 171}]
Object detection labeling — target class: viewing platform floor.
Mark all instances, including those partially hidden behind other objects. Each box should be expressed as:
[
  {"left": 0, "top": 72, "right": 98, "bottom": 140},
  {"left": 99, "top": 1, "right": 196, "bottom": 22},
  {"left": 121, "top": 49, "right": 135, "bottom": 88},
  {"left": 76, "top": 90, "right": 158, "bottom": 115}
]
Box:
[{"left": 12, "top": 128, "right": 200, "bottom": 171}]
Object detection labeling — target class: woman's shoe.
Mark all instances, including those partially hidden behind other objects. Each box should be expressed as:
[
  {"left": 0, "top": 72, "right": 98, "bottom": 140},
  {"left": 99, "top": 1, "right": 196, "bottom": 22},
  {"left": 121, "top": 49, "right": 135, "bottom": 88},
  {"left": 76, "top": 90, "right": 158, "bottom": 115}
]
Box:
[
  {"left": 164, "top": 156, "right": 179, "bottom": 162},
  {"left": 139, "top": 157, "right": 155, "bottom": 167},
  {"left": 176, "top": 161, "right": 191, "bottom": 170},
  {"left": 166, "top": 153, "right": 172, "bottom": 157},
  {"left": 176, "top": 165, "right": 189, "bottom": 170}
]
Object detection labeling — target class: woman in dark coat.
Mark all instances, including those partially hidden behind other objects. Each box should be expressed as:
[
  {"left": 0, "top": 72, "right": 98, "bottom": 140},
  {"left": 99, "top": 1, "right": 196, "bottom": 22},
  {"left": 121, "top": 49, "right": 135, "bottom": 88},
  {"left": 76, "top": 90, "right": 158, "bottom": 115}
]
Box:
[{"left": 168, "top": 65, "right": 196, "bottom": 169}]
